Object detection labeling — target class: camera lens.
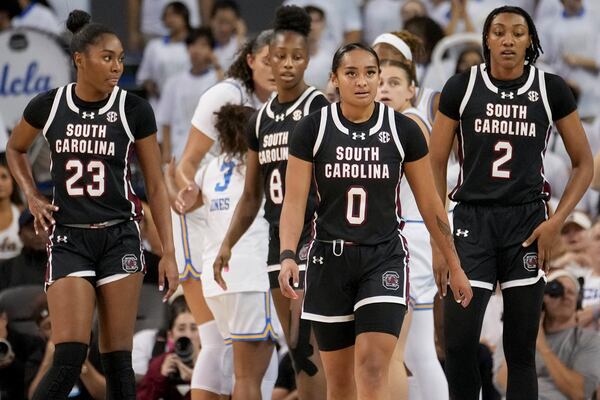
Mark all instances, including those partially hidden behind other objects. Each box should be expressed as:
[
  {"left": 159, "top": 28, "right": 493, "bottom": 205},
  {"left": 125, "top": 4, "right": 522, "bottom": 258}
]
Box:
[
  {"left": 544, "top": 280, "right": 565, "bottom": 298},
  {"left": 173, "top": 337, "right": 194, "bottom": 366}
]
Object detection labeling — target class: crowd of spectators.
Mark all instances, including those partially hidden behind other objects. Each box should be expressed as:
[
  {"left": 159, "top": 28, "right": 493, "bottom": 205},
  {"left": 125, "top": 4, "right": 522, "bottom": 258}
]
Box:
[{"left": 1, "top": 0, "right": 600, "bottom": 399}]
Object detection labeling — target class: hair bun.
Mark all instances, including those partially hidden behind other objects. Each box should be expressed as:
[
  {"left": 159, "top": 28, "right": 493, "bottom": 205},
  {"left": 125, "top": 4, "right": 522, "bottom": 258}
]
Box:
[
  {"left": 273, "top": 5, "right": 311, "bottom": 37},
  {"left": 66, "top": 10, "right": 92, "bottom": 34}
]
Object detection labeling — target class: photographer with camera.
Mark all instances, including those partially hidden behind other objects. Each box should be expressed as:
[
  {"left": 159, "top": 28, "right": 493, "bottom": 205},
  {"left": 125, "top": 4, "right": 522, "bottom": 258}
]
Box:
[
  {"left": 137, "top": 295, "right": 199, "bottom": 400},
  {"left": 494, "top": 270, "right": 600, "bottom": 399}
]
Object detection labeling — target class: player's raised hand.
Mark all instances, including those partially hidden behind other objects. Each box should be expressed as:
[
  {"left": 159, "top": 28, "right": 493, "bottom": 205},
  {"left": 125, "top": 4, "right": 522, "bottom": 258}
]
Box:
[
  {"left": 213, "top": 245, "right": 232, "bottom": 291},
  {"left": 449, "top": 267, "right": 472, "bottom": 308},
  {"left": 278, "top": 259, "right": 299, "bottom": 299},
  {"left": 523, "top": 218, "right": 561, "bottom": 273},
  {"left": 158, "top": 252, "right": 179, "bottom": 302},
  {"left": 27, "top": 191, "right": 58, "bottom": 235}
]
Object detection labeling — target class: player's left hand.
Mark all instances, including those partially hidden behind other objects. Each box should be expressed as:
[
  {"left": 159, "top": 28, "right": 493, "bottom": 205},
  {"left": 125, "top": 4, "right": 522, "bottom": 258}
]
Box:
[
  {"left": 158, "top": 252, "right": 179, "bottom": 302},
  {"left": 523, "top": 218, "right": 561, "bottom": 273},
  {"left": 449, "top": 267, "right": 473, "bottom": 308}
]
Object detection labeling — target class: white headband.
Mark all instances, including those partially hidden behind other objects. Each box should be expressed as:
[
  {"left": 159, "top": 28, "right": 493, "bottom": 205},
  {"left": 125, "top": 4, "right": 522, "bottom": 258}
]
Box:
[{"left": 372, "top": 33, "right": 413, "bottom": 62}]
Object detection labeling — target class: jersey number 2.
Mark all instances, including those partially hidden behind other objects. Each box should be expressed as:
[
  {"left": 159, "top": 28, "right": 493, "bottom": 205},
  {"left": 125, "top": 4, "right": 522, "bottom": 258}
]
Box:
[
  {"left": 66, "top": 160, "right": 105, "bottom": 197},
  {"left": 346, "top": 187, "right": 367, "bottom": 225},
  {"left": 491, "top": 141, "right": 512, "bottom": 179}
]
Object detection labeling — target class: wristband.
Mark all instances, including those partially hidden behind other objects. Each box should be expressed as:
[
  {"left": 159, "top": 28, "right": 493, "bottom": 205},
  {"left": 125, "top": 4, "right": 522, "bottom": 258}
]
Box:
[{"left": 279, "top": 249, "right": 296, "bottom": 263}]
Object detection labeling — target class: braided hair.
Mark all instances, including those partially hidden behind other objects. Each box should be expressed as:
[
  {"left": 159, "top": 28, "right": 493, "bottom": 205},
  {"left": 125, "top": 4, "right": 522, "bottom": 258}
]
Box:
[{"left": 482, "top": 6, "right": 543, "bottom": 67}]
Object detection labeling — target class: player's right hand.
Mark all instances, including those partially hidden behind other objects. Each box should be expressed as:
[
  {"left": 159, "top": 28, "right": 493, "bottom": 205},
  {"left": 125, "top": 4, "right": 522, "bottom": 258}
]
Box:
[
  {"left": 158, "top": 252, "right": 179, "bottom": 303},
  {"left": 175, "top": 184, "right": 200, "bottom": 214},
  {"left": 279, "top": 259, "right": 299, "bottom": 299},
  {"left": 213, "top": 245, "right": 232, "bottom": 291},
  {"left": 27, "top": 191, "right": 58, "bottom": 235},
  {"left": 164, "top": 158, "right": 181, "bottom": 213},
  {"left": 449, "top": 267, "right": 473, "bottom": 308}
]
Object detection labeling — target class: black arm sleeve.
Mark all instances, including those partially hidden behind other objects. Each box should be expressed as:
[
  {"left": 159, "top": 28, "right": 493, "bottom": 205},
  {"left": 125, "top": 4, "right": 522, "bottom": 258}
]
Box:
[
  {"left": 307, "top": 94, "right": 330, "bottom": 114},
  {"left": 545, "top": 73, "right": 577, "bottom": 121},
  {"left": 22, "top": 89, "right": 59, "bottom": 129},
  {"left": 125, "top": 93, "right": 157, "bottom": 140},
  {"left": 397, "top": 113, "right": 429, "bottom": 162},
  {"left": 246, "top": 111, "right": 260, "bottom": 152},
  {"left": 438, "top": 72, "right": 470, "bottom": 121},
  {"left": 289, "top": 113, "right": 319, "bottom": 162}
]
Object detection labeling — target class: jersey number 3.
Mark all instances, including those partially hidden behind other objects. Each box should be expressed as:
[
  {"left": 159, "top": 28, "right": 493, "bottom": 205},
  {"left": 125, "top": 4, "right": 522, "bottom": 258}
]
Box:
[
  {"left": 66, "top": 160, "right": 105, "bottom": 197},
  {"left": 491, "top": 141, "right": 512, "bottom": 179}
]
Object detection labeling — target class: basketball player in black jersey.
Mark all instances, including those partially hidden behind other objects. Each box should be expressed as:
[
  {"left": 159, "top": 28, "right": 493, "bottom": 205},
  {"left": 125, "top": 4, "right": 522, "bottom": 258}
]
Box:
[
  {"left": 430, "top": 6, "right": 593, "bottom": 400},
  {"left": 212, "top": 6, "right": 328, "bottom": 399},
  {"left": 6, "top": 10, "right": 178, "bottom": 400},
  {"left": 278, "top": 43, "right": 472, "bottom": 400}
]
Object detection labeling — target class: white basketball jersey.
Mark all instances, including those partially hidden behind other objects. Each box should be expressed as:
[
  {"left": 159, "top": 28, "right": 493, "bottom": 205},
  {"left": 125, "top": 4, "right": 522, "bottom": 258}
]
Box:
[{"left": 196, "top": 154, "right": 269, "bottom": 297}]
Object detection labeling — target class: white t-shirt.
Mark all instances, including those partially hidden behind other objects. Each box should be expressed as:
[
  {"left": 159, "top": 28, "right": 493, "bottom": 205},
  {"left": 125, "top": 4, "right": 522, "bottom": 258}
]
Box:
[
  {"left": 214, "top": 37, "right": 239, "bottom": 72},
  {"left": 140, "top": 0, "right": 201, "bottom": 37},
  {"left": 157, "top": 69, "right": 219, "bottom": 160},
  {"left": 362, "top": 0, "right": 403, "bottom": 45},
  {"left": 11, "top": 3, "right": 62, "bottom": 35},
  {"left": 283, "top": 0, "right": 362, "bottom": 49},
  {"left": 190, "top": 78, "right": 266, "bottom": 156},
  {"left": 305, "top": 44, "right": 336, "bottom": 91},
  {"left": 195, "top": 155, "right": 269, "bottom": 297},
  {"left": 0, "top": 205, "right": 23, "bottom": 260}
]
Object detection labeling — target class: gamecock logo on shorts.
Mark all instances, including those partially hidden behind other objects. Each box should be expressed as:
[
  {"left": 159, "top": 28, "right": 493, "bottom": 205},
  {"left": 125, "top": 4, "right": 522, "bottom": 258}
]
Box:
[
  {"left": 122, "top": 254, "right": 139, "bottom": 273},
  {"left": 523, "top": 252, "right": 538, "bottom": 272},
  {"left": 382, "top": 271, "right": 400, "bottom": 291},
  {"left": 298, "top": 243, "right": 310, "bottom": 261}
]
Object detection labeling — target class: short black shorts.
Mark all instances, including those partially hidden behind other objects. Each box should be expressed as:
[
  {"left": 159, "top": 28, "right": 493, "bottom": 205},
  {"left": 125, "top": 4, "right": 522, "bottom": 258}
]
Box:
[
  {"left": 452, "top": 201, "right": 547, "bottom": 291},
  {"left": 267, "top": 224, "right": 311, "bottom": 289},
  {"left": 302, "top": 236, "right": 408, "bottom": 328},
  {"left": 46, "top": 221, "right": 145, "bottom": 288}
]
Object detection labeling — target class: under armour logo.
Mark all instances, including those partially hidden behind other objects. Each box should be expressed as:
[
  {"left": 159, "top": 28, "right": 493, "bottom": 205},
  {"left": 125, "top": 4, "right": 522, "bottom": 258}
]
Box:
[
  {"left": 106, "top": 111, "right": 118, "bottom": 122},
  {"left": 312, "top": 256, "right": 323, "bottom": 264},
  {"left": 455, "top": 229, "right": 469, "bottom": 237},
  {"left": 500, "top": 91, "right": 514, "bottom": 99},
  {"left": 378, "top": 131, "right": 390, "bottom": 143},
  {"left": 527, "top": 90, "right": 539, "bottom": 102},
  {"left": 352, "top": 132, "right": 366, "bottom": 140},
  {"left": 275, "top": 113, "right": 285, "bottom": 122},
  {"left": 56, "top": 235, "right": 68, "bottom": 243},
  {"left": 81, "top": 111, "right": 95, "bottom": 119}
]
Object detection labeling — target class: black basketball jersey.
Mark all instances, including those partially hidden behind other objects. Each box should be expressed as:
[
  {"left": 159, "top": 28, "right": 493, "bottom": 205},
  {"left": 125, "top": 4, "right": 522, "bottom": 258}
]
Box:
[
  {"left": 440, "top": 64, "right": 576, "bottom": 205},
  {"left": 290, "top": 102, "right": 428, "bottom": 245},
  {"left": 247, "top": 86, "right": 329, "bottom": 228},
  {"left": 40, "top": 83, "right": 149, "bottom": 224}
]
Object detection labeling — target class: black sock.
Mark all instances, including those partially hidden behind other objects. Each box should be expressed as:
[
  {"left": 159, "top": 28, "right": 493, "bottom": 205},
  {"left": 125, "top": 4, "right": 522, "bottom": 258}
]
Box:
[
  {"left": 101, "top": 351, "right": 136, "bottom": 400},
  {"left": 32, "top": 342, "right": 88, "bottom": 400}
]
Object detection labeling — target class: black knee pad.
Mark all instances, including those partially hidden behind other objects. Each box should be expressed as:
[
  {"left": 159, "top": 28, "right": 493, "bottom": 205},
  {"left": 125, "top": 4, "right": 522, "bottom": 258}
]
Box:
[
  {"left": 289, "top": 318, "right": 318, "bottom": 376},
  {"left": 354, "top": 302, "right": 406, "bottom": 338},
  {"left": 32, "top": 342, "right": 88, "bottom": 400},
  {"left": 101, "top": 351, "right": 136, "bottom": 400},
  {"left": 312, "top": 320, "right": 355, "bottom": 352}
]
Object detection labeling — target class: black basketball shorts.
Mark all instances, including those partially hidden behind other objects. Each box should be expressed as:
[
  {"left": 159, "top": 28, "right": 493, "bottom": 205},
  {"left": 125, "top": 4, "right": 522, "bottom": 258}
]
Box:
[
  {"left": 267, "top": 224, "right": 310, "bottom": 289},
  {"left": 452, "top": 200, "right": 547, "bottom": 291},
  {"left": 302, "top": 236, "right": 408, "bottom": 348},
  {"left": 46, "top": 221, "right": 145, "bottom": 288}
]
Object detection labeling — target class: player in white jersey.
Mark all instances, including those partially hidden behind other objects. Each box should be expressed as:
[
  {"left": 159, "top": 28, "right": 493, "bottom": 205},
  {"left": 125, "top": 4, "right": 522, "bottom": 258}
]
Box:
[
  {"left": 372, "top": 31, "right": 440, "bottom": 127},
  {"left": 169, "top": 30, "right": 276, "bottom": 399},
  {"left": 172, "top": 105, "right": 278, "bottom": 399},
  {"left": 377, "top": 58, "right": 449, "bottom": 400},
  {"left": 0, "top": 159, "right": 23, "bottom": 260}
]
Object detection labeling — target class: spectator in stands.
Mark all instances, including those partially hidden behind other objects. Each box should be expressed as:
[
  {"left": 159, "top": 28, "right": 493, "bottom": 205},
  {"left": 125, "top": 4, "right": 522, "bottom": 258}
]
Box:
[
  {"left": 157, "top": 27, "right": 220, "bottom": 164},
  {"left": 494, "top": 270, "right": 600, "bottom": 399},
  {"left": 0, "top": 1, "right": 19, "bottom": 31},
  {"left": 27, "top": 298, "right": 106, "bottom": 400},
  {"left": 0, "top": 209, "right": 48, "bottom": 291},
  {"left": 11, "top": 0, "right": 61, "bottom": 35},
  {"left": 304, "top": 5, "right": 336, "bottom": 90},
  {"left": 0, "top": 156, "right": 23, "bottom": 260},
  {"left": 0, "top": 303, "right": 44, "bottom": 400},
  {"left": 210, "top": 0, "right": 245, "bottom": 72},
  {"left": 403, "top": 16, "right": 445, "bottom": 86},
  {"left": 401, "top": 0, "right": 428, "bottom": 25},
  {"left": 136, "top": 1, "right": 192, "bottom": 115},
  {"left": 541, "top": 0, "right": 600, "bottom": 120},
  {"left": 362, "top": 0, "right": 403, "bottom": 45},
  {"left": 137, "top": 295, "right": 199, "bottom": 400},
  {"left": 127, "top": 0, "right": 210, "bottom": 51},
  {"left": 455, "top": 46, "right": 483, "bottom": 74},
  {"left": 576, "top": 220, "right": 600, "bottom": 332}
]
